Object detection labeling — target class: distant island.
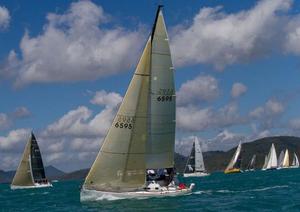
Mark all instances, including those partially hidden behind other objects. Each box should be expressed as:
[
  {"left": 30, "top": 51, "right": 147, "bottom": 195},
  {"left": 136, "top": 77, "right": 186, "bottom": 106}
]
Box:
[{"left": 1, "top": 136, "right": 300, "bottom": 183}]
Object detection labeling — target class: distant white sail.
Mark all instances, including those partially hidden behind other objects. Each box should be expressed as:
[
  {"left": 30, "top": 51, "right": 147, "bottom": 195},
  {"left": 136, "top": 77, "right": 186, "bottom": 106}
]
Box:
[
  {"left": 246, "top": 154, "right": 256, "bottom": 170},
  {"left": 225, "top": 142, "right": 242, "bottom": 171},
  {"left": 291, "top": 153, "right": 299, "bottom": 168},
  {"left": 195, "top": 137, "right": 205, "bottom": 172},
  {"left": 184, "top": 137, "right": 209, "bottom": 177},
  {"left": 265, "top": 143, "right": 277, "bottom": 169},
  {"left": 262, "top": 155, "right": 268, "bottom": 170},
  {"left": 282, "top": 149, "right": 289, "bottom": 168},
  {"left": 278, "top": 150, "right": 284, "bottom": 167}
]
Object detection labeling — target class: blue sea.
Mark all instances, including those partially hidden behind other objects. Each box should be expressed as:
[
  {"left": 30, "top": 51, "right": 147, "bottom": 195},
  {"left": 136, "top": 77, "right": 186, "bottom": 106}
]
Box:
[{"left": 1, "top": 168, "right": 300, "bottom": 211}]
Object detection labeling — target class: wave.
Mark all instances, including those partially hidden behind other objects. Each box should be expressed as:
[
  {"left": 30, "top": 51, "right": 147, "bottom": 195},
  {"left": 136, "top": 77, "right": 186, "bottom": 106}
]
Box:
[{"left": 194, "top": 185, "right": 289, "bottom": 195}]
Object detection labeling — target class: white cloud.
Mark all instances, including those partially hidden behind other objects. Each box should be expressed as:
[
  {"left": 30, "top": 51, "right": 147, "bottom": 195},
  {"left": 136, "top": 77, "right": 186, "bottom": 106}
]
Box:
[
  {"left": 0, "top": 6, "right": 10, "bottom": 29},
  {"left": 0, "top": 113, "right": 11, "bottom": 130},
  {"left": 171, "top": 0, "right": 292, "bottom": 69},
  {"left": 231, "top": 82, "right": 247, "bottom": 98},
  {"left": 284, "top": 15, "right": 300, "bottom": 54},
  {"left": 177, "top": 103, "right": 243, "bottom": 132},
  {"left": 12, "top": 106, "right": 31, "bottom": 118},
  {"left": 250, "top": 99, "right": 284, "bottom": 118},
  {"left": 2, "top": 1, "right": 144, "bottom": 87},
  {"left": 177, "top": 75, "right": 219, "bottom": 105},
  {"left": 90, "top": 90, "right": 122, "bottom": 107},
  {"left": 0, "top": 106, "right": 31, "bottom": 130},
  {"left": 249, "top": 99, "right": 284, "bottom": 130},
  {"left": 289, "top": 118, "right": 300, "bottom": 130},
  {"left": 0, "top": 128, "right": 31, "bottom": 152}
]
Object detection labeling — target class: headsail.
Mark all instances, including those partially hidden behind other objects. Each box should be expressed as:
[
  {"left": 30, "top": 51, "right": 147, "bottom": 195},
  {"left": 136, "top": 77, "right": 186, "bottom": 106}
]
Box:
[
  {"left": 266, "top": 143, "right": 277, "bottom": 169},
  {"left": 282, "top": 149, "right": 289, "bottom": 168},
  {"left": 147, "top": 6, "right": 175, "bottom": 169},
  {"left": 278, "top": 150, "right": 284, "bottom": 167},
  {"left": 195, "top": 137, "right": 205, "bottom": 172},
  {"left": 11, "top": 134, "right": 34, "bottom": 187},
  {"left": 262, "top": 155, "right": 268, "bottom": 169},
  {"left": 225, "top": 142, "right": 242, "bottom": 171},
  {"left": 83, "top": 38, "right": 151, "bottom": 192},
  {"left": 247, "top": 154, "right": 256, "bottom": 170},
  {"left": 292, "top": 153, "right": 299, "bottom": 167}
]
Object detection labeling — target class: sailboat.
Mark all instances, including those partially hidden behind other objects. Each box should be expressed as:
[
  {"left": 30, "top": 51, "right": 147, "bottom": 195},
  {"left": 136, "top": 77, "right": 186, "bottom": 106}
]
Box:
[
  {"left": 290, "top": 152, "right": 300, "bottom": 168},
  {"left": 11, "top": 132, "right": 52, "bottom": 189},
  {"left": 183, "top": 137, "right": 209, "bottom": 177},
  {"left": 278, "top": 149, "right": 289, "bottom": 169},
  {"left": 262, "top": 143, "right": 277, "bottom": 171},
  {"left": 262, "top": 155, "right": 268, "bottom": 170},
  {"left": 80, "top": 6, "right": 194, "bottom": 201},
  {"left": 245, "top": 154, "right": 256, "bottom": 172},
  {"left": 224, "top": 142, "right": 242, "bottom": 174},
  {"left": 277, "top": 150, "right": 284, "bottom": 168}
]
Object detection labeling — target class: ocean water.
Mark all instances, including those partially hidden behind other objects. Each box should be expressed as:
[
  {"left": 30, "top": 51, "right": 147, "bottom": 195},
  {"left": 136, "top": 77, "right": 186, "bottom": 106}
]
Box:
[{"left": 1, "top": 168, "right": 300, "bottom": 211}]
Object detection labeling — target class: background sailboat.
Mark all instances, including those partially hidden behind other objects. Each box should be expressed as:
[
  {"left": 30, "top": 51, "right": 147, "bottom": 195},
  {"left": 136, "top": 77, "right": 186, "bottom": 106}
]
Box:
[
  {"left": 183, "top": 137, "right": 209, "bottom": 177},
  {"left": 224, "top": 142, "right": 242, "bottom": 174},
  {"left": 278, "top": 149, "right": 289, "bottom": 169},
  {"left": 80, "top": 6, "right": 194, "bottom": 201},
  {"left": 291, "top": 153, "right": 299, "bottom": 168},
  {"left": 245, "top": 154, "right": 256, "bottom": 171},
  {"left": 262, "top": 143, "right": 277, "bottom": 170},
  {"left": 277, "top": 150, "right": 284, "bottom": 168},
  {"left": 11, "top": 132, "right": 52, "bottom": 189}
]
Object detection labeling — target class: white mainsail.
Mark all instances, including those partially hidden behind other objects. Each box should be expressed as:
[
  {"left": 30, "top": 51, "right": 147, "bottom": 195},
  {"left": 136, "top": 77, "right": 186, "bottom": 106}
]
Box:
[
  {"left": 265, "top": 143, "right": 277, "bottom": 169},
  {"left": 282, "top": 149, "right": 289, "bottom": 168},
  {"left": 225, "top": 142, "right": 242, "bottom": 171},
  {"left": 195, "top": 137, "right": 205, "bottom": 172},
  {"left": 292, "top": 153, "right": 299, "bottom": 167},
  {"left": 83, "top": 7, "right": 177, "bottom": 192}
]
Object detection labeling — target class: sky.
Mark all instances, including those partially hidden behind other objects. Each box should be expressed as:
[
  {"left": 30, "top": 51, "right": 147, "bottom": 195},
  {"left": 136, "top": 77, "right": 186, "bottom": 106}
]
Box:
[{"left": 1, "top": 0, "right": 300, "bottom": 172}]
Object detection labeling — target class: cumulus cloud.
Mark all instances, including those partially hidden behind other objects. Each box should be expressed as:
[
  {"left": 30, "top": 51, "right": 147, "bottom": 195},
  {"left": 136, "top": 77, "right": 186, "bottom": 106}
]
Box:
[
  {"left": 249, "top": 99, "right": 284, "bottom": 130},
  {"left": 171, "top": 0, "right": 293, "bottom": 69},
  {"left": 0, "top": 113, "right": 11, "bottom": 130},
  {"left": 0, "top": 6, "right": 10, "bottom": 29},
  {"left": 1, "top": 1, "right": 144, "bottom": 87},
  {"left": 177, "top": 103, "right": 244, "bottom": 132},
  {"left": 0, "top": 107, "right": 31, "bottom": 130},
  {"left": 0, "top": 128, "right": 31, "bottom": 152},
  {"left": 12, "top": 106, "right": 31, "bottom": 118},
  {"left": 177, "top": 75, "right": 219, "bottom": 106},
  {"left": 250, "top": 99, "right": 284, "bottom": 118},
  {"left": 90, "top": 90, "right": 122, "bottom": 107},
  {"left": 231, "top": 82, "right": 247, "bottom": 98}
]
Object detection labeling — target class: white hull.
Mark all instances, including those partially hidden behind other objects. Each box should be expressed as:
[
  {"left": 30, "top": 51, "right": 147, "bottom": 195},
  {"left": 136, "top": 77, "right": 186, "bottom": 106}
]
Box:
[
  {"left": 80, "top": 184, "right": 195, "bottom": 201},
  {"left": 290, "top": 166, "right": 299, "bottom": 169},
  {"left": 11, "top": 182, "right": 52, "bottom": 190},
  {"left": 183, "top": 172, "right": 210, "bottom": 177}
]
